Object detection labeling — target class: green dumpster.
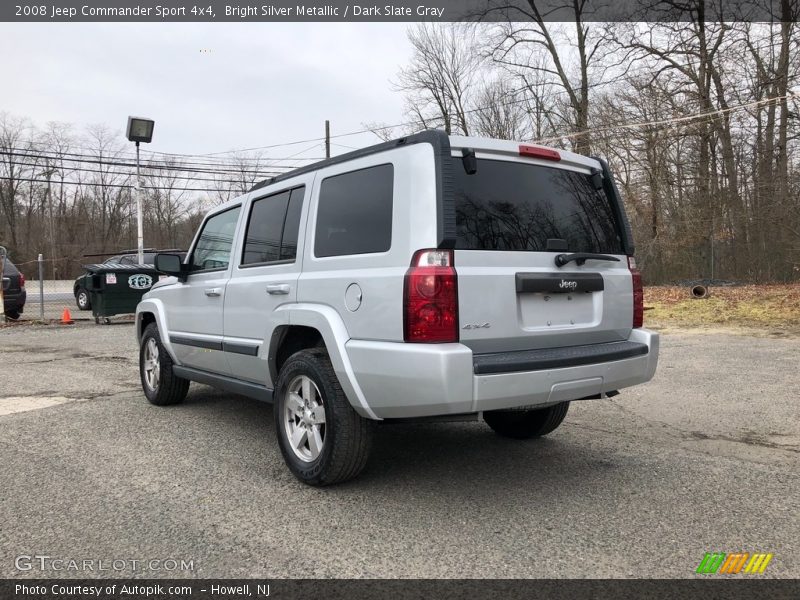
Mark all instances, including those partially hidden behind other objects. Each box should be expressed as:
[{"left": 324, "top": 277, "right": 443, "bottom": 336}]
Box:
[{"left": 83, "top": 263, "right": 162, "bottom": 324}]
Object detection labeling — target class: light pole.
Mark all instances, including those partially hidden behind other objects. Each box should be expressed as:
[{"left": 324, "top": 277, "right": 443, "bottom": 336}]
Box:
[{"left": 126, "top": 116, "right": 155, "bottom": 265}]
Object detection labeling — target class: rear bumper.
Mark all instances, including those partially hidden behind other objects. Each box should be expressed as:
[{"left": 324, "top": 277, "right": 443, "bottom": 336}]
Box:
[
  {"left": 3, "top": 289, "right": 26, "bottom": 312},
  {"left": 346, "top": 328, "right": 659, "bottom": 419}
]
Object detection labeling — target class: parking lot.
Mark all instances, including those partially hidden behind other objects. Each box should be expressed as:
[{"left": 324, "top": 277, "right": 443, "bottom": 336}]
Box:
[{"left": 1, "top": 323, "right": 798, "bottom": 578}]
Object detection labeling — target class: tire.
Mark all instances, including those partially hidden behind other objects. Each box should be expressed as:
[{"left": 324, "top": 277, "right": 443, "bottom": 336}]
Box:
[
  {"left": 75, "top": 288, "right": 91, "bottom": 310},
  {"left": 4, "top": 309, "right": 20, "bottom": 320},
  {"left": 274, "top": 348, "right": 373, "bottom": 486},
  {"left": 483, "top": 402, "right": 570, "bottom": 439},
  {"left": 139, "top": 323, "right": 189, "bottom": 406}
]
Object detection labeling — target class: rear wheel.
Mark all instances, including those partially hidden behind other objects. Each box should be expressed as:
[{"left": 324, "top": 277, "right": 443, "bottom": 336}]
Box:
[
  {"left": 483, "top": 402, "right": 570, "bottom": 439},
  {"left": 274, "top": 348, "right": 373, "bottom": 486},
  {"left": 76, "top": 288, "right": 91, "bottom": 310},
  {"left": 139, "top": 323, "right": 189, "bottom": 406}
]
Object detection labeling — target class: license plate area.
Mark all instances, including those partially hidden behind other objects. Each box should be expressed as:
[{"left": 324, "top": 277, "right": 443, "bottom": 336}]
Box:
[
  {"left": 516, "top": 272, "right": 604, "bottom": 294},
  {"left": 516, "top": 272, "right": 602, "bottom": 329}
]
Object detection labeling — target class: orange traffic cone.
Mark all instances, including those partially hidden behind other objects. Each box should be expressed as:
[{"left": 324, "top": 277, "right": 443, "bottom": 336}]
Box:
[{"left": 61, "top": 307, "right": 74, "bottom": 324}]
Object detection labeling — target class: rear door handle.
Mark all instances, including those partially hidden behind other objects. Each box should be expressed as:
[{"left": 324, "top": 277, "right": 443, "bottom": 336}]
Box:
[
  {"left": 204, "top": 288, "right": 222, "bottom": 297},
  {"left": 266, "top": 284, "right": 291, "bottom": 295}
]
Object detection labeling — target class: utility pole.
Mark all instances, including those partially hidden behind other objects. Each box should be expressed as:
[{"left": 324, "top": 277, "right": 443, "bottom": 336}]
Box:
[
  {"left": 43, "top": 166, "right": 58, "bottom": 279},
  {"left": 325, "top": 120, "right": 330, "bottom": 159}
]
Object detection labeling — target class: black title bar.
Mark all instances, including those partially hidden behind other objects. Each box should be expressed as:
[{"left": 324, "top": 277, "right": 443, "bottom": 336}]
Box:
[
  {"left": 4, "top": 579, "right": 800, "bottom": 600},
  {"left": 2, "top": 0, "right": 797, "bottom": 22}
]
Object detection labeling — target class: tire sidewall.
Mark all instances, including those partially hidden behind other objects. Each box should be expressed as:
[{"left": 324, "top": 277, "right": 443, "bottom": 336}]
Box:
[
  {"left": 274, "top": 353, "right": 337, "bottom": 482},
  {"left": 77, "top": 289, "right": 90, "bottom": 310},
  {"left": 139, "top": 324, "right": 163, "bottom": 403}
]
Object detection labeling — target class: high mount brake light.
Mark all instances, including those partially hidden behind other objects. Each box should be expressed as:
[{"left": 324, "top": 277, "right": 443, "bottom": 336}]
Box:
[
  {"left": 403, "top": 249, "right": 458, "bottom": 343},
  {"left": 519, "top": 145, "right": 561, "bottom": 161}
]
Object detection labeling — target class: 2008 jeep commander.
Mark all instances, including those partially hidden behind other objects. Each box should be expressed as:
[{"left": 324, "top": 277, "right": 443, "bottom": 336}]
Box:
[{"left": 136, "top": 131, "right": 659, "bottom": 486}]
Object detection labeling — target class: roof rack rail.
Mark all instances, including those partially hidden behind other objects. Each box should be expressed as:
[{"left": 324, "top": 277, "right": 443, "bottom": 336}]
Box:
[{"left": 249, "top": 129, "right": 449, "bottom": 193}]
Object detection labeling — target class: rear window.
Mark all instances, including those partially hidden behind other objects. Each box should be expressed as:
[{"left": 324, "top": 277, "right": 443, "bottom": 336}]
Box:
[
  {"left": 452, "top": 158, "right": 623, "bottom": 254},
  {"left": 2, "top": 260, "right": 19, "bottom": 275}
]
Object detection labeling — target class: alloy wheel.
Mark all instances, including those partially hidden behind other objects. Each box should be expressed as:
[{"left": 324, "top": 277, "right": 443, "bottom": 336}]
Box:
[{"left": 283, "top": 375, "right": 326, "bottom": 462}]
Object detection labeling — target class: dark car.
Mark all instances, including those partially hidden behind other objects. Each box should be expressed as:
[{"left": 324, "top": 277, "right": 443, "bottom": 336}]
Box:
[
  {"left": 2, "top": 257, "right": 27, "bottom": 320},
  {"left": 73, "top": 250, "right": 185, "bottom": 310}
]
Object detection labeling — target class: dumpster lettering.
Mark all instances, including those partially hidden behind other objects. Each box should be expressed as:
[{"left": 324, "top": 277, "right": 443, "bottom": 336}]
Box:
[{"left": 128, "top": 275, "right": 153, "bottom": 290}]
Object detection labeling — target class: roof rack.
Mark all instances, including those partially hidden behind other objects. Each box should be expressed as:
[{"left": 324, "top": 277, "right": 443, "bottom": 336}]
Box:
[{"left": 249, "top": 129, "right": 449, "bottom": 193}]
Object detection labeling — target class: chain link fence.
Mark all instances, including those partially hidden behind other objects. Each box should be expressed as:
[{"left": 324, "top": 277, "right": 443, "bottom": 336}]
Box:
[{"left": 2, "top": 255, "right": 90, "bottom": 323}]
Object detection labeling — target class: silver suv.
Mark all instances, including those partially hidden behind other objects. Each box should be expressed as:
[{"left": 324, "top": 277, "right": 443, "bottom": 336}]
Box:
[{"left": 136, "top": 131, "right": 659, "bottom": 486}]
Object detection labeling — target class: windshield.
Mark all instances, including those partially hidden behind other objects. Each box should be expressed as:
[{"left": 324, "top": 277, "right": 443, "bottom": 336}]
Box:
[{"left": 451, "top": 158, "right": 624, "bottom": 254}]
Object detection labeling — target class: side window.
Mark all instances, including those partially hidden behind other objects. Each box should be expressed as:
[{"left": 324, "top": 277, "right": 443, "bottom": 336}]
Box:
[
  {"left": 189, "top": 206, "right": 241, "bottom": 272},
  {"left": 280, "top": 187, "right": 304, "bottom": 261},
  {"left": 314, "top": 164, "right": 393, "bottom": 258},
  {"left": 241, "top": 186, "right": 305, "bottom": 266}
]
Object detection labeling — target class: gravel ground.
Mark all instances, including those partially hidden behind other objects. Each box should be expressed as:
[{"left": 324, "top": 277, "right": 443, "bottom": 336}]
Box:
[{"left": 1, "top": 323, "right": 798, "bottom": 579}]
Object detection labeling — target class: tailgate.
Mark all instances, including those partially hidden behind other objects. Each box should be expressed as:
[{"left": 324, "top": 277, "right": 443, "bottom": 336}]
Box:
[
  {"left": 448, "top": 149, "right": 633, "bottom": 354},
  {"left": 457, "top": 250, "right": 632, "bottom": 353}
]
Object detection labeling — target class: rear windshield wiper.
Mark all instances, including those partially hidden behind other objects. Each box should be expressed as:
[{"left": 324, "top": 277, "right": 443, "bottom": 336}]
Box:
[{"left": 555, "top": 253, "right": 621, "bottom": 267}]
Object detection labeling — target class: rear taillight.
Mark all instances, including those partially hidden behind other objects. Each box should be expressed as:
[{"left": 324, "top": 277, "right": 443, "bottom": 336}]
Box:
[
  {"left": 19, "top": 273, "right": 25, "bottom": 288},
  {"left": 403, "top": 249, "right": 458, "bottom": 343},
  {"left": 629, "top": 256, "right": 643, "bottom": 328}
]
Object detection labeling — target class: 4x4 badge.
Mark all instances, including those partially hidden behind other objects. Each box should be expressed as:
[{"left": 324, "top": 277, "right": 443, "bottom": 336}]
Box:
[{"left": 462, "top": 323, "right": 491, "bottom": 330}]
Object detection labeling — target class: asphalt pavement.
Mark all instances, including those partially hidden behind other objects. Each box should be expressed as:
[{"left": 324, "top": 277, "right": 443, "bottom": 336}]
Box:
[{"left": 1, "top": 323, "right": 798, "bottom": 578}]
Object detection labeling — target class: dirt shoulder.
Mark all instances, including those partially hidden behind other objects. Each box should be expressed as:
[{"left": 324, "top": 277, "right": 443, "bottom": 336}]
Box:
[{"left": 645, "top": 284, "right": 800, "bottom": 337}]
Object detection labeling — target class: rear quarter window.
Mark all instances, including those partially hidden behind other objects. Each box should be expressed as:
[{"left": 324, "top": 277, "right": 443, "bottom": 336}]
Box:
[
  {"left": 314, "top": 164, "right": 393, "bottom": 258},
  {"left": 452, "top": 158, "right": 623, "bottom": 254}
]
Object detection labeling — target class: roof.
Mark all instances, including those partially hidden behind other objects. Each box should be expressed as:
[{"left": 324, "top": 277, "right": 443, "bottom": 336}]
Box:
[{"left": 249, "top": 129, "right": 450, "bottom": 193}]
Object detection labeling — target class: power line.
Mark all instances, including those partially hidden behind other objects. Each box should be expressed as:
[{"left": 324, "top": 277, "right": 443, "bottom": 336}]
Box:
[
  {"left": 1, "top": 159, "right": 282, "bottom": 186},
  {"left": 0, "top": 175, "right": 244, "bottom": 194},
  {"left": 0, "top": 149, "right": 293, "bottom": 177},
  {"left": 18, "top": 137, "right": 326, "bottom": 166},
  {"left": 8, "top": 143, "right": 323, "bottom": 170},
  {"left": 529, "top": 93, "right": 796, "bottom": 145}
]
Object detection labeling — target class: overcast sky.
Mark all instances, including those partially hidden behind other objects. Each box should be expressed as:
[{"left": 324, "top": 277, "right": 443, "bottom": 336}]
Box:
[{"left": 0, "top": 23, "right": 413, "bottom": 159}]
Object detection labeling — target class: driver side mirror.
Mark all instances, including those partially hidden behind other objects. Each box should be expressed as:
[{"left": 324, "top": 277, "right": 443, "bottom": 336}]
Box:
[{"left": 154, "top": 253, "right": 187, "bottom": 281}]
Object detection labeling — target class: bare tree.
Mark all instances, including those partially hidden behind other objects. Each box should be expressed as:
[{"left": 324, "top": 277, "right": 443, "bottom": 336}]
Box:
[
  {"left": 485, "top": 2, "right": 617, "bottom": 154},
  {"left": 471, "top": 77, "right": 530, "bottom": 140},
  {"left": 394, "top": 23, "right": 481, "bottom": 135},
  {"left": 0, "top": 113, "right": 35, "bottom": 254}
]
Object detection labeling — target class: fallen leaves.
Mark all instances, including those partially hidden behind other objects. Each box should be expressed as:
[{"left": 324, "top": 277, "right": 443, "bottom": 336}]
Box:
[{"left": 644, "top": 284, "right": 800, "bottom": 331}]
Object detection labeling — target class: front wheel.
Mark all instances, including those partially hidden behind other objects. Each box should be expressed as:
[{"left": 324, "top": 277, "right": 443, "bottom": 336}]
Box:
[
  {"left": 139, "top": 323, "right": 189, "bottom": 406},
  {"left": 76, "top": 288, "right": 91, "bottom": 310},
  {"left": 483, "top": 402, "right": 570, "bottom": 439},
  {"left": 274, "top": 349, "right": 373, "bottom": 486}
]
